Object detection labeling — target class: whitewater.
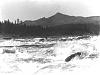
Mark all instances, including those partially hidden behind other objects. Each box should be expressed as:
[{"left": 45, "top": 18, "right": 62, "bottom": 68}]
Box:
[{"left": 0, "top": 35, "right": 100, "bottom": 75}]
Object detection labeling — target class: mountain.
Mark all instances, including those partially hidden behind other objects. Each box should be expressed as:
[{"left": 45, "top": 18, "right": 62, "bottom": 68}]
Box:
[
  {"left": 0, "top": 12, "right": 100, "bottom": 37},
  {"left": 23, "top": 12, "right": 100, "bottom": 26},
  {"left": 17, "top": 12, "right": 100, "bottom": 36}
]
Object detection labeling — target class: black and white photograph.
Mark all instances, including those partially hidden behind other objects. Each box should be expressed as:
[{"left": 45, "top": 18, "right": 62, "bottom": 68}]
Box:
[{"left": 0, "top": 0, "right": 100, "bottom": 75}]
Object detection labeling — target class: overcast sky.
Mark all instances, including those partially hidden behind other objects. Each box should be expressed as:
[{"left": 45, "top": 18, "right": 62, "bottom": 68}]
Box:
[{"left": 0, "top": 0, "right": 100, "bottom": 21}]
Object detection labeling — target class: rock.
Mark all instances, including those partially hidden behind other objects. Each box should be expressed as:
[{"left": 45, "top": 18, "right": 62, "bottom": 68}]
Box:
[
  {"left": 65, "top": 52, "right": 82, "bottom": 62},
  {"left": 3, "top": 49, "right": 15, "bottom": 54}
]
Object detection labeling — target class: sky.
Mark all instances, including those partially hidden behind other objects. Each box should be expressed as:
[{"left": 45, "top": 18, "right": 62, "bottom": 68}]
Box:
[{"left": 0, "top": 0, "right": 100, "bottom": 22}]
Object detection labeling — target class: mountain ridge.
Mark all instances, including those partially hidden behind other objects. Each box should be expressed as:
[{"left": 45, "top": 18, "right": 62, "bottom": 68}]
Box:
[{"left": 23, "top": 12, "right": 100, "bottom": 26}]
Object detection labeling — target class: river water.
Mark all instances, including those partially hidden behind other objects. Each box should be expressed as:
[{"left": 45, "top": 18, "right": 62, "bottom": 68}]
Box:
[{"left": 0, "top": 35, "right": 100, "bottom": 75}]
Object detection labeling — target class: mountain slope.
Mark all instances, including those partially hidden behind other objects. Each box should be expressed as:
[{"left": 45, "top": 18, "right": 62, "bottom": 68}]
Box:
[{"left": 23, "top": 12, "right": 100, "bottom": 26}]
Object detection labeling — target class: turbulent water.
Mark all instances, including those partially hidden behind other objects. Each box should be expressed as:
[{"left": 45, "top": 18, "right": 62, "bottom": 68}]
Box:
[{"left": 0, "top": 35, "right": 100, "bottom": 75}]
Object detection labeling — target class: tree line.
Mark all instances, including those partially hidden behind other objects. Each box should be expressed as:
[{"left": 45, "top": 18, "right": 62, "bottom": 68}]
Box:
[{"left": 0, "top": 19, "right": 99, "bottom": 37}]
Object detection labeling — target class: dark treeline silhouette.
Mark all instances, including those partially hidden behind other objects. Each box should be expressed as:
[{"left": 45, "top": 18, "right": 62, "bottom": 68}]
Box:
[{"left": 0, "top": 19, "right": 99, "bottom": 37}]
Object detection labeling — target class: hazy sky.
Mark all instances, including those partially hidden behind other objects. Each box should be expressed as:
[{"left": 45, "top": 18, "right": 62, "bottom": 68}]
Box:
[{"left": 0, "top": 0, "right": 100, "bottom": 21}]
